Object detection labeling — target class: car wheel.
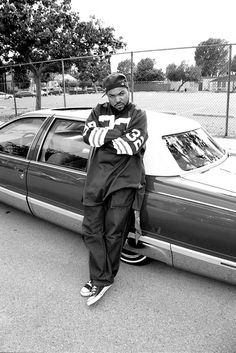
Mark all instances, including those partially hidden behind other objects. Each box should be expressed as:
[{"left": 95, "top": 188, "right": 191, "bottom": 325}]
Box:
[{"left": 121, "top": 238, "right": 151, "bottom": 266}]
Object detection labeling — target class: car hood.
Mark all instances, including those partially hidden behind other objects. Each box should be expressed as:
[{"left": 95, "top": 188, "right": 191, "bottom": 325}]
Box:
[{"left": 182, "top": 155, "right": 236, "bottom": 194}]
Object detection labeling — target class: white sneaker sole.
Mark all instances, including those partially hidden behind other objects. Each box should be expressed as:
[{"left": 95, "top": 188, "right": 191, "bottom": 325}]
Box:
[{"left": 87, "top": 285, "right": 112, "bottom": 306}]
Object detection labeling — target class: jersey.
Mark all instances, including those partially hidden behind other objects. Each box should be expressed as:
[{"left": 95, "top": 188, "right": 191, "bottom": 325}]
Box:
[{"left": 82, "top": 102, "right": 148, "bottom": 209}]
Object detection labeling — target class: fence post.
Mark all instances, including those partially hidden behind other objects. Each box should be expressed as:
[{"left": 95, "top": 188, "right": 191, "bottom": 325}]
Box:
[
  {"left": 225, "top": 44, "right": 232, "bottom": 137},
  {"left": 130, "top": 51, "right": 134, "bottom": 102},
  {"left": 10, "top": 67, "right": 17, "bottom": 117},
  {"left": 61, "top": 59, "right": 66, "bottom": 108}
]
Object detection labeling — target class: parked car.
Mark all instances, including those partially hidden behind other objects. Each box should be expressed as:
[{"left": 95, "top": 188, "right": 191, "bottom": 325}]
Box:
[
  {"left": 31, "top": 90, "right": 48, "bottom": 96},
  {"left": 68, "top": 87, "right": 84, "bottom": 95},
  {"left": 96, "top": 86, "right": 104, "bottom": 93},
  {"left": 47, "top": 87, "right": 62, "bottom": 95},
  {"left": 84, "top": 87, "right": 96, "bottom": 94},
  {"left": 15, "top": 90, "right": 36, "bottom": 98},
  {"left": 0, "top": 91, "right": 13, "bottom": 99},
  {"left": 0, "top": 108, "right": 235, "bottom": 285}
]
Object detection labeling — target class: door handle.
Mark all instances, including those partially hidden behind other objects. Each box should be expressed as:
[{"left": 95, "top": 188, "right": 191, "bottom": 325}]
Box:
[{"left": 17, "top": 168, "right": 25, "bottom": 180}]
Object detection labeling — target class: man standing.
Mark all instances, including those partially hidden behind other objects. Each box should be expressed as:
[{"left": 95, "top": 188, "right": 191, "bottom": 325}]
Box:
[{"left": 81, "top": 73, "right": 148, "bottom": 306}]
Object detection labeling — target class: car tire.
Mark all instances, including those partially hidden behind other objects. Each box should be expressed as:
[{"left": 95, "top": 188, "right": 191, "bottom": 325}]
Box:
[{"left": 121, "top": 238, "right": 151, "bottom": 266}]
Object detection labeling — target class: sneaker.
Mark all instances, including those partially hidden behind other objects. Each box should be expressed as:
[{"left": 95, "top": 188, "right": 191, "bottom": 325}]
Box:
[
  {"left": 80, "top": 280, "right": 93, "bottom": 297},
  {"left": 87, "top": 284, "right": 112, "bottom": 306}
]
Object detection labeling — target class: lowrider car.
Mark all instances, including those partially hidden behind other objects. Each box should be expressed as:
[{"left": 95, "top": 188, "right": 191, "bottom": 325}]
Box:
[{"left": 0, "top": 107, "right": 235, "bottom": 285}]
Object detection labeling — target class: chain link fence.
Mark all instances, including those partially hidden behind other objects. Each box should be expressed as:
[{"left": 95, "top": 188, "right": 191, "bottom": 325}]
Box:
[{"left": 0, "top": 43, "right": 236, "bottom": 137}]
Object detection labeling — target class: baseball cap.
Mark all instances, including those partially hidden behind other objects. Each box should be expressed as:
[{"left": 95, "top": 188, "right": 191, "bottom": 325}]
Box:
[{"left": 103, "top": 73, "right": 129, "bottom": 94}]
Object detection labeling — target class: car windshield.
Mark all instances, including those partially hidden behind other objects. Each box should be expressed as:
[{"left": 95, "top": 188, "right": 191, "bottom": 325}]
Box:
[{"left": 163, "top": 128, "right": 225, "bottom": 171}]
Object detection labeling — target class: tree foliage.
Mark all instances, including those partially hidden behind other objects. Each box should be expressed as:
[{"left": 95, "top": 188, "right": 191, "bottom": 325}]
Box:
[
  {"left": 166, "top": 61, "right": 201, "bottom": 91},
  {"left": 194, "top": 38, "right": 229, "bottom": 77},
  {"left": 231, "top": 55, "right": 236, "bottom": 72},
  {"left": 117, "top": 59, "right": 136, "bottom": 77},
  {"left": 0, "top": 0, "right": 125, "bottom": 109},
  {"left": 13, "top": 67, "right": 31, "bottom": 89},
  {"left": 134, "top": 58, "right": 165, "bottom": 81},
  {"left": 78, "top": 57, "right": 111, "bottom": 87}
]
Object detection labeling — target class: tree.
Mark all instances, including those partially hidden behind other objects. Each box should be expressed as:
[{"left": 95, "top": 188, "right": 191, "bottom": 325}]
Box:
[
  {"left": 166, "top": 61, "right": 201, "bottom": 91},
  {"left": 117, "top": 59, "right": 136, "bottom": 78},
  {"left": 78, "top": 58, "right": 111, "bottom": 88},
  {"left": 0, "top": 0, "right": 125, "bottom": 109},
  {"left": 134, "top": 58, "right": 165, "bottom": 82},
  {"left": 194, "top": 38, "right": 229, "bottom": 77},
  {"left": 13, "top": 66, "right": 31, "bottom": 90},
  {"left": 231, "top": 55, "right": 236, "bottom": 73}
]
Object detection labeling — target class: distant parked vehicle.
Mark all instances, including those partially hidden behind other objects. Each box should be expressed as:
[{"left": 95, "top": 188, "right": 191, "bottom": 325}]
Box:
[
  {"left": 47, "top": 87, "right": 62, "bottom": 95},
  {"left": 96, "top": 86, "right": 104, "bottom": 93},
  {"left": 15, "top": 91, "right": 36, "bottom": 98},
  {"left": 68, "top": 87, "right": 84, "bottom": 95},
  {"left": 85, "top": 86, "right": 104, "bottom": 94},
  {"left": 32, "top": 90, "right": 48, "bottom": 96},
  {"left": 0, "top": 91, "right": 13, "bottom": 99},
  {"left": 85, "top": 87, "right": 96, "bottom": 94}
]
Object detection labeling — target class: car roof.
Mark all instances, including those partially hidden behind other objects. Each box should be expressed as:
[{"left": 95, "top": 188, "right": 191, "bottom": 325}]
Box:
[
  {"left": 23, "top": 107, "right": 200, "bottom": 130},
  {"left": 22, "top": 107, "right": 202, "bottom": 176},
  {"left": 23, "top": 107, "right": 92, "bottom": 120}
]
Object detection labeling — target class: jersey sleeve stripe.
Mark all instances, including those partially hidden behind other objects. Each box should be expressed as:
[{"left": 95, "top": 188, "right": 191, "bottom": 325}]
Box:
[
  {"left": 88, "top": 128, "right": 107, "bottom": 147},
  {"left": 98, "top": 128, "right": 108, "bottom": 146},
  {"left": 113, "top": 137, "right": 133, "bottom": 155},
  {"left": 112, "top": 139, "right": 123, "bottom": 154},
  {"left": 88, "top": 129, "right": 97, "bottom": 146},
  {"left": 117, "top": 138, "right": 133, "bottom": 155}
]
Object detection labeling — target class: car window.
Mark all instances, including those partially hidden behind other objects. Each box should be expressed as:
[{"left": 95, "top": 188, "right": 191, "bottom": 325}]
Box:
[
  {"left": 38, "top": 119, "right": 90, "bottom": 172},
  {"left": 163, "top": 128, "right": 225, "bottom": 171},
  {"left": 0, "top": 117, "right": 45, "bottom": 158}
]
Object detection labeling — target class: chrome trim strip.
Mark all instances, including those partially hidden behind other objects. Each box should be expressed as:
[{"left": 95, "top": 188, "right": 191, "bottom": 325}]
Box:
[
  {"left": 35, "top": 117, "right": 55, "bottom": 161},
  {"left": 172, "top": 244, "right": 236, "bottom": 269},
  {"left": 157, "top": 191, "right": 236, "bottom": 213},
  {"left": 221, "top": 262, "right": 236, "bottom": 269},
  {"left": 0, "top": 185, "right": 26, "bottom": 201},
  {"left": 127, "top": 233, "right": 172, "bottom": 265},
  {"left": 0, "top": 153, "right": 29, "bottom": 162},
  {"left": 0, "top": 186, "right": 30, "bottom": 213},
  {"left": 129, "top": 233, "right": 170, "bottom": 250},
  {"left": 28, "top": 160, "right": 87, "bottom": 175},
  {"left": 28, "top": 197, "right": 83, "bottom": 221}
]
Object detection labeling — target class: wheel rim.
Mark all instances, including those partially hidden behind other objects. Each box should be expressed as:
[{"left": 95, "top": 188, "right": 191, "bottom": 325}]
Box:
[{"left": 121, "top": 248, "right": 147, "bottom": 264}]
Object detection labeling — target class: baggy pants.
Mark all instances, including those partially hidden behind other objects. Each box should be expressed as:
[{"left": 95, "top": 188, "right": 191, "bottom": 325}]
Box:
[{"left": 82, "top": 188, "right": 135, "bottom": 286}]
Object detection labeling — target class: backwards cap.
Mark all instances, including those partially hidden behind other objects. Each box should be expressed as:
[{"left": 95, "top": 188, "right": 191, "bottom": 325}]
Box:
[{"left": 103, "top": 73, "right": 128, "bottom": 94}]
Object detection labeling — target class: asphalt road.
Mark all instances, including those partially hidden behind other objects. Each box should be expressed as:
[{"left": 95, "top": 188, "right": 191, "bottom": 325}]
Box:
[{"left": 0, "top": 202, "right": 236, "bottom": 353}]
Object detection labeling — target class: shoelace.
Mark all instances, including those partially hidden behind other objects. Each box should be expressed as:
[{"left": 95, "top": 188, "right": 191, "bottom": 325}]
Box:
[{"left": 90, "top": 285, "right": 98, "bottom": 295}]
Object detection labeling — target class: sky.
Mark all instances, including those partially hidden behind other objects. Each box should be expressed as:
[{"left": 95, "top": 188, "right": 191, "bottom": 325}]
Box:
[{"left": 71, "top": 0, "right": 236, "bottom": 71}]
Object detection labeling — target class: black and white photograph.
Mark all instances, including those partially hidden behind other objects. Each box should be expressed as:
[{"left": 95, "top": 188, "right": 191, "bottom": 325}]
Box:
[{"left": 0, "top": 0, "right": 235, "bottom": 352}]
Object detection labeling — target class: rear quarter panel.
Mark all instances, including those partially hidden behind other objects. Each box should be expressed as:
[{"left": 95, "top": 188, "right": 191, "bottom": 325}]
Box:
[{"left": 141, "top": 176, "right": 236, "bottom": 262}]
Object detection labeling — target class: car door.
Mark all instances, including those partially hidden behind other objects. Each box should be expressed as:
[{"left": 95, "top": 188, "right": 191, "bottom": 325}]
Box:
[
  {"left": 0, "top": 117, "right": 46, "bottom": 212},
  {"left": 141, "top": 176, "right": 236, "bottom": 261},
  {"left": 26, "top": 117, "right": 91, "bottom": 234}
]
